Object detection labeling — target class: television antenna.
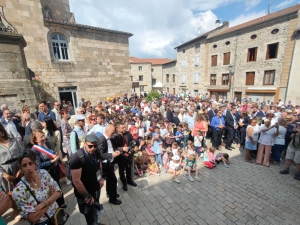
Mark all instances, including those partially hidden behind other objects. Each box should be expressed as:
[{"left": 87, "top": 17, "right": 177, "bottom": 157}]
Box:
[{"left": 268, "top": 0, "right": 276, "bottom": 14}]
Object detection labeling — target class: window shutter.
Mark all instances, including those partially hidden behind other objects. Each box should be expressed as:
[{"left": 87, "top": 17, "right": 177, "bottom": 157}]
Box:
[
  {"left": 266, "top": 46, "right": 270, "bottom": 59},
  {"left": 194, "top": 73, "right": 199, "bottom": 83},
  {"left": 251, "top": 73, "right": 255, "bottom": 85},
  {"left": 270, "top": 71, "right": 275, "bottom": 84},
  {"left": 194, "top": 56, "right": 200, "bottom": 66},
  {"left": 182, "top": 59, "right": 186, "bottom": 67},
  {"left": 182, "top": 74, "right": 186, "bottom": 84},
  {"left": 254, "top": 48, "right": 257, "bottom": 61}
]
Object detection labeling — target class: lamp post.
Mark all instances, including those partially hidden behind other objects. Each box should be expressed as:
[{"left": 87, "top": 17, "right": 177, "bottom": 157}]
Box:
[{"left": 228, "top": 64, "right": 234, "bottom": 98}]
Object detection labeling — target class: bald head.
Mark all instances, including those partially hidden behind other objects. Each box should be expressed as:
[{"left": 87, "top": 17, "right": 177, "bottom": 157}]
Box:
[{"left": 104, "top": 124, "right": 115, "bottom": 138}]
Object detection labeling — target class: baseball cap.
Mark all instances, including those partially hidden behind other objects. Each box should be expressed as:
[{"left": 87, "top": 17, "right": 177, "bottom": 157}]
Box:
[{"left": 75, "top": 115, "right": 85, "bottom": 121}]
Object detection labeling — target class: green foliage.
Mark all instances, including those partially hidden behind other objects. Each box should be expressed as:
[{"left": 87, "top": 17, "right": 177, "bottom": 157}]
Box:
[{"left": 146, "top": 91, "right": 161, "bottom": 102}]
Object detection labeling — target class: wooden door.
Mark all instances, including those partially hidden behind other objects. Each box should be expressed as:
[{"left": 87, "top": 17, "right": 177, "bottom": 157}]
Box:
[{"left": 234, "top": 92, "right": 242, "bottom": 102}]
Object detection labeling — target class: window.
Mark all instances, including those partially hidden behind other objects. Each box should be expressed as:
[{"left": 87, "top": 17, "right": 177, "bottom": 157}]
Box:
[
  {"left": 210, "top": 74, "right": 216, "bottom": 85},
  {"left": 42, "top": 6, "right": 52, "bottom": 18},
  {"left": 183, "top": 49, "right": 185, "bottom": 53},
  {"left": 151, "top": 68, "right": 154, "bottom": 72},
  {"left": 211, "top": 55, "right": 217, "bottom": 66},
  {"left": 173, "top": 74, "right": 175, "bottom": 83},
  {"left": 222, "top": 74, "right": 229, "bottom": 85},
  {"left": 251, "top": 34, "right": 257, "bottom": 39},
  {"left": 194, "top": 73, "right": 199, "bottom": 84},
  {"left": 266, "top": 43, "right": 278, "bottom": 59},
  {"left": 181, "top": 59, "right": 186, "bottom": 67},
  {"left": 167, "top": 87, "right": 169, "bottom": 93},
  {"left": 213, "top": 44, "right": 217, "bottom": 48},
  {"left": 140, "top": 86, "right": 144, "bottom": 92},
  {"left": 223, "top": 52, "right": 230, "bottom": 65},
  {"left": 264, "top": 70, "right": 275, "bottom": 85},
  {"left": 194, "top": 56, "right": 200, "bottom": 66},
  {"left": 245, "top": 72, "right": 255, "bottom": 85},
  {"left": 219, "top": 92, "right": 227, "bottom": 100},
  {"left": 139, "top": 75, "right": 143, "bottom": 81},
  {"left": 166, "top": 74, "right": 169, "bottom": 83},
  {"left": 195, "top": 43, "right": 200, "bottom": 53},
  {"left": 173, "top": 88, "right": 176, "bottom": 94},
  {"left": 181, "top": 74, "right": 186, "bottom": 84},
  {"left": 51, "top": 33, "right": 69, "bottom": 61},
  {"left": 194, "top": 90, "right": 198, "bottom": 96},
  {"left": 152, "top": 79, "right": 156, "bottom": 85},
  {"left": 247, "top": 47, "right": 257, "bottom": 62},
  {"left": 138, "top": 66, "right": 142, "bottom": 71},
  {"left": 225, "top": 41, "right": 230, "bottom": 45}
]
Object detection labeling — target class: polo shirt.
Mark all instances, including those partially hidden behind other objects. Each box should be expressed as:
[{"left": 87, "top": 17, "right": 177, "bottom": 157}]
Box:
[
  {"left": 38, "top": 110, "right": 56, "bottom": 122},
  {"left": 184, "top": 115, "right": 195, "bottom": 130}
]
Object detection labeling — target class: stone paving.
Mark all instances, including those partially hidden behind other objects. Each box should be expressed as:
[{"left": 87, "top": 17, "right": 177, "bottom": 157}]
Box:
[{"left": 4, "top": 141, "right": 300, "bottom": 225}]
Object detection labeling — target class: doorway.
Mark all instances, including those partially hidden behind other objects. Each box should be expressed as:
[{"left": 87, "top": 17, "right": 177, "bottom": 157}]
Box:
[
  {"left": 59, "top": 87, "right": 78, "bottom": 108},
  {"left": 234, "top": 92, "right": 242, "bottom": 102}
]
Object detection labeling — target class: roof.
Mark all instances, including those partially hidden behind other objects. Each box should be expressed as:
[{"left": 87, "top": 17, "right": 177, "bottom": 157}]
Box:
[
  {"left": 130, "top": 57, "right": 172, "bottom": 65},
  {"left": 44, "top": 18, "right": 133, "bottom": 37},
  {"left": 162, "top": 59, "right": 177, "bottom": 65},
  {"left": 213, "top": 4, "right": 300, "bottom": 38}
]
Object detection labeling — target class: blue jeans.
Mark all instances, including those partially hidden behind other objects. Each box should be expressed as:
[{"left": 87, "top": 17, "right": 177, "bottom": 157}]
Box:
[
  {"left": 183, "top": 135, "right": 189, "bottom": 149},
  {"left": 272, "top": 144, "right": 283, "bottom": 162},
  {"left": 77, "top": 190, "right": 100, "bottom": 225},
  {"left": 155, "top": 154, "right": 162, "bottom": 165}
]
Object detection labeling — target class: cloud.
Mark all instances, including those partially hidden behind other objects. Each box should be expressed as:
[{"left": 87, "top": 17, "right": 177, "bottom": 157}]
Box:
[
  {"left": 69, "top": 0, "right": 266, "bottom": 58},
  {"left": 275, "top": 0, "right": 295, "bottom": 10},
  {"left": 229, "top": 10, "right": 267, "bottom": 27},
  {"left": 245, "top": 0, "right": 262, "bottom": 11}
]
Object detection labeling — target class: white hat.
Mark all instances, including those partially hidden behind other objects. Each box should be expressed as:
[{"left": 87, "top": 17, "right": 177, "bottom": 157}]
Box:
[
  {"left": 172, "top": 155, "right": 180, "bottom": 160},
  {"left": 75, "top": 115, "right": 86, "bottom": 121}
]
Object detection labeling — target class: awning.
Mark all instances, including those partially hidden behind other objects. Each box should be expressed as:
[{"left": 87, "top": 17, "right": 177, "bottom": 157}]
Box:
[
  {"left": 246, "top": 87, "right": 277, "bottom": 93},
  {"left": 207, "top": 89, "right": 230, "bottom": 92},
  {"left": 152, "top": 82, "right": 163, "bottom": 88}
]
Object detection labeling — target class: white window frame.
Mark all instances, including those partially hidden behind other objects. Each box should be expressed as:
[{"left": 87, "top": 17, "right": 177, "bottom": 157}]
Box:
[
  {"left": 138, "top": 66, "right": 142, "bottom": 71},
  {"left": 194, "top": 56, "right": 200, "bottom": 66},
  {"left": 140, "top": 86, "right": 144, "bottom": 92},
  {"left": 51, "top": 33, "right": 69, "bottom": 61},
  {"left": 194, "top": 73, "right": 199, "bottom": 84},
  {"left": 181, "top": 74, "right": 186, "bottom": 84},
  {"left": 181, "top": 58, "right": 186, "bottom": 67}
]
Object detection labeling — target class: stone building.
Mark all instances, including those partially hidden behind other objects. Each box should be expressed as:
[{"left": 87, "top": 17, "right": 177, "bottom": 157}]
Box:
[
  {"left": 175, "top": 4, "right": 300, "bottom": 102},
  {"left": 0, "top": 0, "right": 132, "bottom": 111},
  {"left": 130, "top": 57, "right": 172, "bottom": 95},
  {"left": 162, "top": 59, "right": 177, "bottom": 94}
]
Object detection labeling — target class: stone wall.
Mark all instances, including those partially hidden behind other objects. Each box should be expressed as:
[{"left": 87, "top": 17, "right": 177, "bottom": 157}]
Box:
[
  {"left": 130, "top": 63, "right": 152, "bottom": 95},
  {"left": 40, "top": 0, "right": 73, "bottom": 22},
  {"left": 162, "top": 61, "right": 177, "bottom": 94},
  {"left": 0, "top": 33, "right": 37, "bottom": 113}
]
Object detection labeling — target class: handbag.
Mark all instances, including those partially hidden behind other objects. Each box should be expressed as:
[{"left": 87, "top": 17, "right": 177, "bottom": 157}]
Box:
[{"left": 21, "top": 180, "right": 69, "bottom": 225}]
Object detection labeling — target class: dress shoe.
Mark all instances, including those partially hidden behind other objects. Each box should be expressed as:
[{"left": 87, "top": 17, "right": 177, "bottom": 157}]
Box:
[
  {"left": 127, "top": 181, "right": 137, "bottom": 187},
  {"left": 107, "top": 194, "right": 120, "bottom": 198},
  {"left": 123, "top": 184, "right": 128, "bottom": 191},
  {"left": 225, "top": 146, "right": 232, "bottom": 151},
  {"left": 109, "top": 199, "right": 122, "bottom": 205},
  {"left": 230, "top": 146, "right": 235, "bottom": 149}
]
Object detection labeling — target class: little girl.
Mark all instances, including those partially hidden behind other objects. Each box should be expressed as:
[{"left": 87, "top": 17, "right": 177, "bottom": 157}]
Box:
[
  {"left": 184, "top": 154, "right": 200, "bottom": 182},
  {"left": 163, "top": 151, "right": 173, "bottom": 172},
  {"left": 215, "top": 152, "right": 230, "bottom": 168},
  {"left": 165, "top": 124, "right": 175, "bottom": 148},
  {"left": 203, "top": 147, "right": 216, "bottom": 169},
  {"left": 185, "top": 140, "right": 196, "bottom": 157},
  {"left": 194, "top": 130, "right": 203, "bottom": 157},
  {"left": 168, "top": 155, "right": 181, "bottom": 183},
  {"left": 183, "top": 123, "right": 191, "bottom": 150},
  {"left": 133, "top": 146, "right": 144, "bottom": 177},
  {"left": 147, "top": 156, "right": 160, "bottom": 176}
]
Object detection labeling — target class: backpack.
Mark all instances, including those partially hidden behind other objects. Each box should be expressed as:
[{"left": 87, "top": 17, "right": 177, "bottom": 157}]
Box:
[{"left": 66, "top": 150, "right": 85, "bottom": 184}]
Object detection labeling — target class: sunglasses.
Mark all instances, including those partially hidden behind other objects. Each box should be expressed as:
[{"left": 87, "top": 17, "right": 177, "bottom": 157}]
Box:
[
  {"left": 87, "top": 144, "right": 97, "bottom": 149},
  {"left": 55, "top": 104, "right": 61, "bottom": 106}
]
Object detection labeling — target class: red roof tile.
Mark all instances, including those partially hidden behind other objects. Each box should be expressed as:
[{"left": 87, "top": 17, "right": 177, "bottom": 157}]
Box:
[{"left": 130, "top": 57, "right": 172, "bottom": 65}]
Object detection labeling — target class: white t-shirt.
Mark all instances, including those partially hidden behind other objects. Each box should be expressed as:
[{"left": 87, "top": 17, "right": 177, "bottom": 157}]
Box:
[
  {"left": 258, "top": 125, "right": 276, "bottom": 146},
  {"left": 274, "top": 126, "right": 286, "bottom": 145},
  {"left": 169, "top": 161, "right": 180, "bottom": 170},
  {"left": 246, "top": 124, "right": 260, "bottom": 142}
]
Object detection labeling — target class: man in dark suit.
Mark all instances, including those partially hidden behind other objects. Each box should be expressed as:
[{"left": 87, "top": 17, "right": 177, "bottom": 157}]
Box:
[
  {"left": 112, "top": 122, "right": 137, "bottom": 191},
  {"left": 255, "top": 106, "right": 267, "bottom": 118},
  {"left": 22, "top": 112, "right": 32, "bottom": 136},
  {"left": 225, "top": 107, "right": 238, "bottom": 150},
  {"left": 166, "top": 104, "right": 174, "bottom": 123},
  {"left": 98, "top": 124, "right": 122, "bottom": 205}
]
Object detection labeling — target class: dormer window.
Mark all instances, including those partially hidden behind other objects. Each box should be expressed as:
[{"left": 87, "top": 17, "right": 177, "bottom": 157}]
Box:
[{"left": 42, "top": 6, "right": 52, "bottom": 18}]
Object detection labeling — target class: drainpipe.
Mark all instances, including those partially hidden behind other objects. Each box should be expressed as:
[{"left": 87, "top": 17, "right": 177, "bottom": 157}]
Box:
[
  {"left": 284, "top": 31, "right": 297, "bottom": 103},
  {"left": 232, "top": 31, "right": 239, "bottom": 98}
]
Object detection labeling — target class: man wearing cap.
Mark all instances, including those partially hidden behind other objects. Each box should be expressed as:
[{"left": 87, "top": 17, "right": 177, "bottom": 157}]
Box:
[
  {"left": 98, "top": 124, "right": 122, "bottom": 205},
  {"left": 70, "top": 134, "right": 104, "bottom": 225},
  {"left": 70, "top": 115, "right": 86, "bottom": 154}
]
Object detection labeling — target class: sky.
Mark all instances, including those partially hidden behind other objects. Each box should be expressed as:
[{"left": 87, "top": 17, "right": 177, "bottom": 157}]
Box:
[{"left": 69, "top": 0, "right": 298, "bottom": 59}]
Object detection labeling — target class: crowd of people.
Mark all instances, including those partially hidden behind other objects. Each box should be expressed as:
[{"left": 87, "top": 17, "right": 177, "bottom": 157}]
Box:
[{"left": 0, "top": 93, "right": 299, "bottom": 225}]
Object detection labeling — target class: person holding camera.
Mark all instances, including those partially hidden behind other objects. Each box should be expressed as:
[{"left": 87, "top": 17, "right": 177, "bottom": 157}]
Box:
[
  {"left": 70, "top": 134, "right": 104, "bottom": 225},
  {"left": 98, "top": 124, "right": 122, "bottom": 205},
  {"left": 113, "top": 122, "right": 137, "bottom": 191}
]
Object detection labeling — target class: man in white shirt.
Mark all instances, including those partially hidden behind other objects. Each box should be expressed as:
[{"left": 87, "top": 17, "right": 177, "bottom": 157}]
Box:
[
  {"left": 178, "top": 108, "right": 186, "bottom": 123},
  {"left": 143, "top": 102, "right": 151, "bottom": 113},
  {"left": 1, "top": 110, "right": 21, "bottom": 141},
  {"left": 52, "top": 101, "right": 62, "bottom": 129}
]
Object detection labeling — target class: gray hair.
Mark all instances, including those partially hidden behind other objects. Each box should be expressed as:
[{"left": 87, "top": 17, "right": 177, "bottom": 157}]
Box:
[
  {"left": 30, "top": 120, "right": 43, "bottom": 130},
  {"left": 0, "top": 104, "right": 7, "bottom": 111}
]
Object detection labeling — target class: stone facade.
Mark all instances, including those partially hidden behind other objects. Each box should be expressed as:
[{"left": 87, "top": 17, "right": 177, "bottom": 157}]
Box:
[
  {"left": 162, "top": 60, "right": 177, "bottom": 94},
  {"left": 0, "top": 33, "right": 37, "bottom": 113},
  {"left": 1, "top": 0, "right": 132, "bottom": 108},
  {"left": 130, "top": 62, "right": 152, "bottom": 95}
]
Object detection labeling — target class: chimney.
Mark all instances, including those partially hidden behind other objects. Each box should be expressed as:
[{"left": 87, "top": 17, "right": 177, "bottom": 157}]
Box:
[
  {"left": 215, "top": 20, "right": 221, "bottom": 28},
  {"left": 222, "top": 21, "right": 229, "bottom": 27}
]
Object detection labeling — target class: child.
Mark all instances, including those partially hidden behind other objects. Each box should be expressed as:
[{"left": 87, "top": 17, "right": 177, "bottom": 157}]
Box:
[
  {"left": 175, "top": 125, "right": 183, "bottom": 146},
  {"left": 177, "top": 148, "right": 185, "bottom": 169},
  {"left": 184, "top": 154, "right": 200, "bottom": 182},
  {"left": 165, "top": 124, "right": 175, "bottom": 148},
  {"left": 215, "top": 152, "right": 230, "bottom": 168},
  {"left": 168, "top": 155, "right": 181, "bottom": 183},
  {"left": 133, "top": 146, "right": 144, "bottom": 177},
  {"left": 203, "top": 147, "right": 216, "bottom": 169},
  {"left": 183, "top": 123, "right": 191, "bottom": 150},
  {"left": 186, "top": 140, "right": 196, "bottom": 157},
  {"left": 151, "top": 133, "right": 163, "bottom": 168},
  {"left": 194, "top": 130, "right": 203, "bottom": 157},
  {"left": 170, "top": 141, "right": 180, "bottom": 156},
  {"left": 147, "top": 156, "right": 160, "bottom": 176},
  {"left": 163, "top": 151, "right": 173, "bottom": 172}
]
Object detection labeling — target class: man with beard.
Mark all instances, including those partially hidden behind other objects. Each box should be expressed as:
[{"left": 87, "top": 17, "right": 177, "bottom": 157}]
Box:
[{"left": 112, "top": 122, "right": 137, "bottom": 191}]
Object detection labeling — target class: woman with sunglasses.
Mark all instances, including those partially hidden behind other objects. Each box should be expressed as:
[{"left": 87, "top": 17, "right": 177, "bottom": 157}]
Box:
[
  {"left": 12, "top": 150, "right": 62, "bottom": 225},
  {"left": 30, "top": 129, "right": 66, "bottom": 208}
]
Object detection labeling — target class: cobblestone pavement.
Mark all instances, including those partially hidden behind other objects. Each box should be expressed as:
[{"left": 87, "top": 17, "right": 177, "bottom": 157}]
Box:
[{"left": 4, "top": 141, "right": 300, "bottom": 225}]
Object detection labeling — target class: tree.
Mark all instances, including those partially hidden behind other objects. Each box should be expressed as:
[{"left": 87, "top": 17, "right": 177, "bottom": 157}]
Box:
[{"left": 146, "top": 91, "right": 161, "bottom": 102}]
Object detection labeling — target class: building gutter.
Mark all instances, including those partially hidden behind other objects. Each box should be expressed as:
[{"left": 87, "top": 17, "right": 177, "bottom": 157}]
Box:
[{"left": 231, "top": 31, "right": 239, "bottom": 98}]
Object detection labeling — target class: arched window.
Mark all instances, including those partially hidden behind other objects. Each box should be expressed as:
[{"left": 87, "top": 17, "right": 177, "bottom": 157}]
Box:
[
  {"left": 42, "top": 6, "right": 52, "bottom": 18},
  {"left": 51, "top": 34, "right": 69, "bottom": 61}
]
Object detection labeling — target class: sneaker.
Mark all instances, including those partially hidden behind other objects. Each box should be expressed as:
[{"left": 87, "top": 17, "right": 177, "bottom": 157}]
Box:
[
  {"left": 293, "top": 173, "right": 300, "bottom": 181},
  {"left": 224, "top": 163, "right": 228, "bottom": 168},
  {"left": 279, "top": 169, "right": 289, "bottom": 174},
  {"left": 194, "top": 176, "right": 201, "bottom": 181},
  {"left": 157, "top": 173, "right": 160, "bottom": 176},
  {"left": 184, "top": 173, "right": 188, "bottom": 178},
  {"left": 159, "top": 164, "right": 162, "bottom": 169},
  {"left": 200, "top": 153, "right": 203, "bottom": 158},
  {"left": 173, "top": 178, "right": 181, "bottom": 183},
  {"left": 65, "top": 180, "right": 71, "bottom": 186},
  {"left": 188, "top": 176, "right": 194, "bottom": 182}
]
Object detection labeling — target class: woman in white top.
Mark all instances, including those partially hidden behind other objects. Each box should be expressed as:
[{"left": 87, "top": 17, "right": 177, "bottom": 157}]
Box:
[
  {"left": 271, "top": 117, "right": 287, "bottom": 164},
  {"left": 256, "top": 119, "right": 278, "bottom": 166},
  {"left": 245, "top": 119, "right": 260, "bottom": 163}
]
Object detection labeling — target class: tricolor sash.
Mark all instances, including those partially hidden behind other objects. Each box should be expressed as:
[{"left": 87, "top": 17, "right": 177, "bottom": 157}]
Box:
[{"left": 32, "top": 145, "right": 55, "bottom": 159}]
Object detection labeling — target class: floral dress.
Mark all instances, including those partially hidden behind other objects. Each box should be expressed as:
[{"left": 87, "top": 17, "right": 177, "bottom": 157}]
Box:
[
  {"left": 61, "top": 119, "right": 72, "bottom": 156},
  {"left": 12, "top": 169, "right": 60, "bottom": 223}
]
